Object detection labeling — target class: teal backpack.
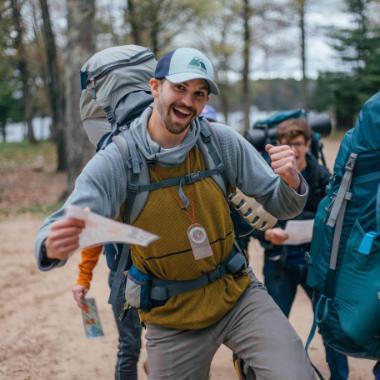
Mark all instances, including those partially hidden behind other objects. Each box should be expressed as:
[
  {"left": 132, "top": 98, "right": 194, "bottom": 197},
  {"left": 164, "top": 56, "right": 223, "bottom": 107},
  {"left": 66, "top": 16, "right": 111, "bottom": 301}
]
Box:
[{"left": 306, "top": 91, "right": 380, "bottom": 359}]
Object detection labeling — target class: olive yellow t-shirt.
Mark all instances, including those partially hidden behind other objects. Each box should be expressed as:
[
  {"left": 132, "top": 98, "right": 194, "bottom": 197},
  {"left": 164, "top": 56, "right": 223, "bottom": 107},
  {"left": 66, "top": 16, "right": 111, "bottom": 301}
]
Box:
[{"left": 132, "top": 147, "right": 250, "bottom": 330}]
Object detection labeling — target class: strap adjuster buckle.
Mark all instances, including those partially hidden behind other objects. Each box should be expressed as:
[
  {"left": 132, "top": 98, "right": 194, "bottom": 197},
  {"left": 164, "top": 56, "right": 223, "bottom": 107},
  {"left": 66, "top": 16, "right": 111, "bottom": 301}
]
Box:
[
  {"left": 127, "top": 184, "right": 139, "bottom": 193},
  {"left": 183, "top": 171, "right": 201, "bottom": 185},
  {"left": 207, "top": 266, "right": 223, "bottom": 283}
]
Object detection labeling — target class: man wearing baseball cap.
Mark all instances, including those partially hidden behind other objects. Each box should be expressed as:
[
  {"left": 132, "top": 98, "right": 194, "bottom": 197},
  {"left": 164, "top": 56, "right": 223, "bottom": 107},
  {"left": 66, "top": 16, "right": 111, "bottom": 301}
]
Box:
[{"left": 35, "top": 47, "right": 315, "bottom": 379}]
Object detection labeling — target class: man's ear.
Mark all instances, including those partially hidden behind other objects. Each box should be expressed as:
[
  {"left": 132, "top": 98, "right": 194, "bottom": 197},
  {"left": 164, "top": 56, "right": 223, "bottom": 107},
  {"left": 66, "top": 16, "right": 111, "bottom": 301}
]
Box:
[
  {"left": 150, "top": 78, "right": 160, "bottom": 97},
  {"left": 306, "top": 138, "right": 311, "bottom": 148}
]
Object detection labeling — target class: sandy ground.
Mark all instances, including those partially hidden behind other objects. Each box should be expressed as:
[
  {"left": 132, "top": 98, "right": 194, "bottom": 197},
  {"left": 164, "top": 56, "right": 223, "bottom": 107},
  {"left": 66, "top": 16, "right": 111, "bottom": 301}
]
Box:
[{"left": 0, "top": 138, "right": 377, "bottom": 379}]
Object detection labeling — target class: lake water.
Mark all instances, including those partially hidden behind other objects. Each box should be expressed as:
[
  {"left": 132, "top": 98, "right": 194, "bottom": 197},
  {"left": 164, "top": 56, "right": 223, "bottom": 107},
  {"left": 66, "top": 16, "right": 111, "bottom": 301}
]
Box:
[{"left": 2, "top": 117, "right": 51, "bottom": 143}]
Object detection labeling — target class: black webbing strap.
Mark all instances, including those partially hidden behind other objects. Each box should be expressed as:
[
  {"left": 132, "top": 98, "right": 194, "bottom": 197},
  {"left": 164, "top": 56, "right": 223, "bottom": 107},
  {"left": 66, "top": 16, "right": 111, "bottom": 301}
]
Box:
[
  {"left": 150, "top": 248, "right": 246, "bottom": 301},
  {"left": 199, "top": 127, "right": 225, "bottom": 174},
  {"left": 126, "top": 126, "right": 225, "bottom": 194},
  {"left": 108, "top": 133, "right": 141, "bottom": 305},
  {"left": 127, "top": 168, "right": 221, "bottom": 193}
]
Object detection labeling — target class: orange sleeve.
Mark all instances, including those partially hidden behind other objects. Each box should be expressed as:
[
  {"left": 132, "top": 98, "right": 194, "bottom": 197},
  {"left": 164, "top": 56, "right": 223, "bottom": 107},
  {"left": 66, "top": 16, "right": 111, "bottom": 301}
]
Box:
[{"left": 76, "top": 245, "right": 103, "bottom": 289}]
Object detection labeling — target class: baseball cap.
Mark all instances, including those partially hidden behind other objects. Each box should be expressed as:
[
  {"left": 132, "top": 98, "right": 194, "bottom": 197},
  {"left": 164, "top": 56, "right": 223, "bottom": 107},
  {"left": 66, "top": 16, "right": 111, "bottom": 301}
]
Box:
[{"left": 155, "top": 48, "right": 219, "bottom": 95}]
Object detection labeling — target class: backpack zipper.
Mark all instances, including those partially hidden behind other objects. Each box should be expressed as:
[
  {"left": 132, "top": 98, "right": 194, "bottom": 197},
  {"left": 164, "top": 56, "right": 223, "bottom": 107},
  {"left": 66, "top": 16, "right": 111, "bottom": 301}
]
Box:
[{"left": 89, "top": 49, "right": 155, "bottom": 82}]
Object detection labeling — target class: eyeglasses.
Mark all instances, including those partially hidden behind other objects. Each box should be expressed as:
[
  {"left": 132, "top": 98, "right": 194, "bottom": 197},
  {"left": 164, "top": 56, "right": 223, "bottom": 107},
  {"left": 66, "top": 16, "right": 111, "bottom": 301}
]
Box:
[{"left": 287, "top": 141, "right": 306, "bottom": 149}]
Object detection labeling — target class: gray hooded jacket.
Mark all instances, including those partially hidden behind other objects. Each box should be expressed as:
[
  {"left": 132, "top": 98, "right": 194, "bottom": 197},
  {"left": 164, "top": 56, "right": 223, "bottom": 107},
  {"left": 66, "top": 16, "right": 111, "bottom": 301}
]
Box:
[{"left": 35, "top": 106, "right": 308, "bottom": 270}]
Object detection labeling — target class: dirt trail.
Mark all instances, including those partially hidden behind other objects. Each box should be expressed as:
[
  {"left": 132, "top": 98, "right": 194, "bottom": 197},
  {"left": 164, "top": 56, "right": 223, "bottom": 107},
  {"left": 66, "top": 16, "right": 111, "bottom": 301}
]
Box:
[{"left": 0, "top": 138, "right": 376, "bottom": 379}]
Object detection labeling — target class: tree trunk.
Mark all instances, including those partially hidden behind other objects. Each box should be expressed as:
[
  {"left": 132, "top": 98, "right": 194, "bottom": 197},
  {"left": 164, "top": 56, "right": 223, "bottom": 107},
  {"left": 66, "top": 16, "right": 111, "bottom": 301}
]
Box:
[
  {"left": 299, "top": 0, "right": 308, "bottom": 111},
  {"left": 0, "top": 120, "right": 6, "bottom": 143},
  {"left": 39, "top": 0, "right": 67, "bottom": 171},
  {"left": 126, "top": 0, "right": 142, "bottom": 45},
  {"left": 242, "top": 0, "right": 251, "bottom": 135},
  {"left": 218, "top": 11, "right": 231, "bottom": 124},
  {"left": 65, "top": 0, "right": 96, "bottom": 192},
  {"left": 219, "top": 85, "right": 230, "bottom": 124},
  {"left": 11, "top": 0, "right": 37, "bottom": 144},
  {"left": 149, "top": 2, "right": 161, "bottom": 56}
]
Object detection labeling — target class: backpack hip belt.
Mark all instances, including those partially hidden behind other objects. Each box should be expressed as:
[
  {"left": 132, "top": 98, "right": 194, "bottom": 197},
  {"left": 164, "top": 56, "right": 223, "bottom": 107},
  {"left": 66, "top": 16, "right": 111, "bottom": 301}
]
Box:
[{"left": 124, "top": 245, "right": 247, "bottom": 311}]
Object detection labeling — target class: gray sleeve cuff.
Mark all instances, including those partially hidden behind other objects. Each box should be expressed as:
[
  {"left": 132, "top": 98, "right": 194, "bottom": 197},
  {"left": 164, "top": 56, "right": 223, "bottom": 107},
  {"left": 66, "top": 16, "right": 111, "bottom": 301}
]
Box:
[{"left": 297, "top": 173, "right": 308, "bottom": 195}]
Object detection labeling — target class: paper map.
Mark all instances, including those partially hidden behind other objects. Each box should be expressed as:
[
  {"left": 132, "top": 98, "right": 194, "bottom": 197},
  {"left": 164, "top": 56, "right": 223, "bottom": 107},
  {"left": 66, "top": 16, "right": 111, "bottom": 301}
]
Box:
[
  {"left": 282, "top": 219, "right": 314, "bottom": 245},
  {"left": 65, "top": 205, "right": 159, "bottom": 248},
  {"left": 81, "top": 298, "right": 104, "bottom": 339}
]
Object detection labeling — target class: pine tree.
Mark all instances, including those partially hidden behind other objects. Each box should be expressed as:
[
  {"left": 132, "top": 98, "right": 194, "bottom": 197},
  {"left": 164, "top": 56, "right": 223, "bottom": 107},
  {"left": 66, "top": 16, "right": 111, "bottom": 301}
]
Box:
[{"left": 312, "top": 0, "right": 380, "bottom": 128}]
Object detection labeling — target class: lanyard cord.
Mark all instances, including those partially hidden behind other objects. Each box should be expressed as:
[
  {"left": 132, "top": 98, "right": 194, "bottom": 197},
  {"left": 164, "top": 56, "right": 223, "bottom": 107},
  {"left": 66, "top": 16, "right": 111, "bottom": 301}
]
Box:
[{"left": 151, "top": 150, "right": 196, "bottom": 224}]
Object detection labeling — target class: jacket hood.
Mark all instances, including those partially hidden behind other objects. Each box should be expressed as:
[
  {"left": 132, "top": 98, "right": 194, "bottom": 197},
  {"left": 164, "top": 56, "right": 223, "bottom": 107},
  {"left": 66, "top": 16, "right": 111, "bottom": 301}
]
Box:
[{"left": 129, "top": 106, "right": 201, "bottom": 166}]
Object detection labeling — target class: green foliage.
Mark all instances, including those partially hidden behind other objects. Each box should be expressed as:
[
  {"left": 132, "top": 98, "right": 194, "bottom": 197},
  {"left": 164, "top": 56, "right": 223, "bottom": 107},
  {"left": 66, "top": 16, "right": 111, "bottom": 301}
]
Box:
[
  {"left": 0, "top": 57, "right": 23, "bottom": 125},
  {"left": 124, "top": 0, "right": 216, "bottom": 56},
  {"left": 311, "top": 0, "right": 380, "bottom": 128},
  {"left": 0, "top": 3, "right": 23, "bottom": 126},
  {"left": 0, "top": 0, "right": 52, "bottom": 133}
]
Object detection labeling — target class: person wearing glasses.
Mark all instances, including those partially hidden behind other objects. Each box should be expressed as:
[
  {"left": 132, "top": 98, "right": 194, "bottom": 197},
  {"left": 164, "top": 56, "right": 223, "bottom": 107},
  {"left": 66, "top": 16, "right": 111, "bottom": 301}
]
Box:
[{"left": 254, "top": 118, "right": 349, "bottom": 380}]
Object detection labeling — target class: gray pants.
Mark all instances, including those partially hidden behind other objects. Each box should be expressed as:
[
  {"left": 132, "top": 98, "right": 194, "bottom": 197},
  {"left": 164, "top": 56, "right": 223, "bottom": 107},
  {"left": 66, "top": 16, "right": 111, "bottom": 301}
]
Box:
[{"left": 145, "top": 272, "right": 316, "bottom": 380}]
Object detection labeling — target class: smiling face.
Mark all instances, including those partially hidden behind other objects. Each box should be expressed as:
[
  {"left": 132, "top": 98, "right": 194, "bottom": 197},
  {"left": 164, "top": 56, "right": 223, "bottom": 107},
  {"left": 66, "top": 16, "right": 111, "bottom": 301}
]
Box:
[
  {"left": 150, "top": 78, "right": 210, "bottom": 136},
  {"left": 277, "top": 118, "right": 312, "bottom": 172}
]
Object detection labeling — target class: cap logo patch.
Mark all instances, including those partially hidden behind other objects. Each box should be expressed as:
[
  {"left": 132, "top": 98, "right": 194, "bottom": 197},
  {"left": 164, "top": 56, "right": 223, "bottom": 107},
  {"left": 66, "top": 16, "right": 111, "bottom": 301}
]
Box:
[{"left": 188, "top": 57, "right": 207, "bottom": 73}]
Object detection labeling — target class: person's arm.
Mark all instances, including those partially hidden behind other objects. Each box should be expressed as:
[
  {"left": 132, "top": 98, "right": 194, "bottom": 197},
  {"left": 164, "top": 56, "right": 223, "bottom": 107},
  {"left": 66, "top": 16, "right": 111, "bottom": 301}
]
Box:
[
  {"left": 210, "top": 124, "right": 308, "bottom": 220},
  {"left": 35, "top": 143, "right": 128, "bottom": 270},
  {"left": 76, "top": 245, "right": 103, "bottom": 288},
  {"left": 72, "top": 245, "right": 103, "bottom": 308}
]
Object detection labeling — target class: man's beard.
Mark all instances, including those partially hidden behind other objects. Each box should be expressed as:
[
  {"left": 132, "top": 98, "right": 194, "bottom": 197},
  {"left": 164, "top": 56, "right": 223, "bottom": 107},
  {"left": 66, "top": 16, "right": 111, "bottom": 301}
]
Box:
[{"left": 158, "top": 101, "right": 196, "bottom": 135}]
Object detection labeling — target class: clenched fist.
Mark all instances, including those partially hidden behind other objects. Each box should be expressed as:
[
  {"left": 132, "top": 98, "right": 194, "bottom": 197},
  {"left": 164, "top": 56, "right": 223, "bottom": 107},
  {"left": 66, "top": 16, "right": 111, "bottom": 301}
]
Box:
[{"left": 265, "top": 144, "right": 301, "bottom": 191}]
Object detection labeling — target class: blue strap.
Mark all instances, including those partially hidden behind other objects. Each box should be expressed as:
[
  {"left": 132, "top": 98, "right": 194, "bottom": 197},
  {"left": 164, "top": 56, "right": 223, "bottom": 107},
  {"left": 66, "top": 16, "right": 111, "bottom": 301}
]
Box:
[
  {"left": 149, "top": 250, "right": 247, "bottom": 301},
  {"left": 305, "top": 295, "right": 330, "bottom": 351},
  {"left": 305, "top": 294, "right": 329, "bottom": 380},
  {"left": 80, "top": 70, "right": 88, "bottom": 90}
]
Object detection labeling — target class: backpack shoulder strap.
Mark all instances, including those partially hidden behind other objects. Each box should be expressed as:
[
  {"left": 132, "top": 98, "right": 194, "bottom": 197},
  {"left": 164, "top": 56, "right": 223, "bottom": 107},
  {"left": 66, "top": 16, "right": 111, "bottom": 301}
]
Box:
[
  {"left": 197, "top": 123, "right": 227, "bottom": 195},
  {"left": 108, "top": 131, "right": 148, "bottom": 305},
  {"left": 113, "top": 131, "right": 150, "bottom": 223}
]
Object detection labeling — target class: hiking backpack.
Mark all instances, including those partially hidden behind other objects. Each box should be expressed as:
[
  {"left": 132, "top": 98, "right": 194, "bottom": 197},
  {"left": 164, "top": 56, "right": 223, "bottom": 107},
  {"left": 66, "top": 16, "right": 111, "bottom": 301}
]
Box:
[
  {"left": 306, "top": 91, "right": 380, "bottom": 359},
  {"left": 80, "top": 44, "right": 157, "bottom": 150},
  {"left": 79, "top": 44, "right": 277, "bottom": 306},
  {"left": 245, "top": 109, "right": 331, "bottom": 167}
]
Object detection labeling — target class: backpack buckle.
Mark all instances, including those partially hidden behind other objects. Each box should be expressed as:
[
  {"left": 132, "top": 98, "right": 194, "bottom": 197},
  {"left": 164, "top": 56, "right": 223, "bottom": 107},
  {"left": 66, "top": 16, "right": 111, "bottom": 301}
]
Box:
[
  {"left": 207, "top": 265, "right": 225, "bottom": 283},
  {"left": 127, "top": 184, "right": 139, "bottom": 193},
  {"left": 183, "top": 171, "right": 201, "bottom": 184}
]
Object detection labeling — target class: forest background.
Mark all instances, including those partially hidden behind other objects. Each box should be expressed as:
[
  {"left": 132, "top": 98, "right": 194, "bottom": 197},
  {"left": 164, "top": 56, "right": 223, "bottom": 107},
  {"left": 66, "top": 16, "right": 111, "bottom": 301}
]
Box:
[
  {"left": 0, "top": 1, "right": 379, "bottom": 378},
  {"left": 1, "top": 0, "right": 380, "bottom": 191}
]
